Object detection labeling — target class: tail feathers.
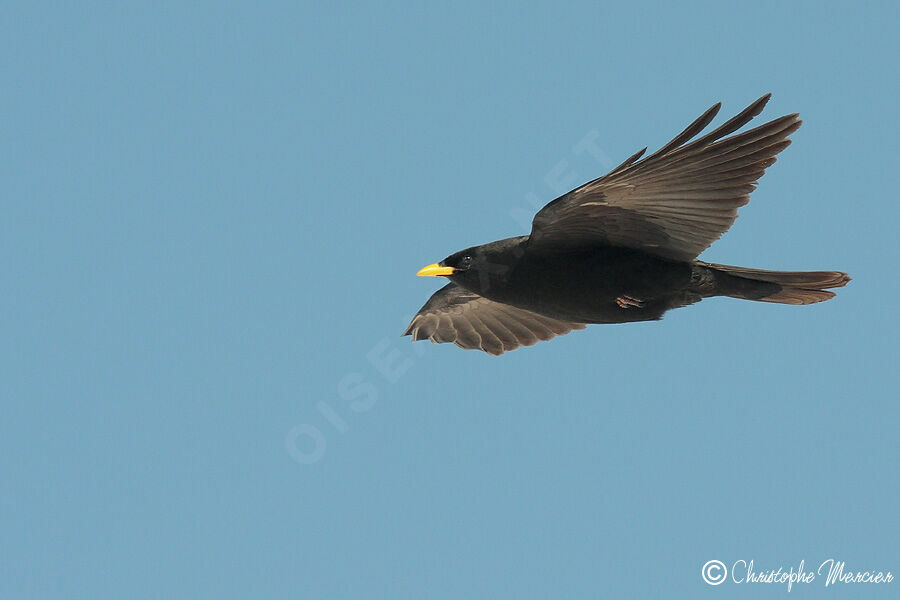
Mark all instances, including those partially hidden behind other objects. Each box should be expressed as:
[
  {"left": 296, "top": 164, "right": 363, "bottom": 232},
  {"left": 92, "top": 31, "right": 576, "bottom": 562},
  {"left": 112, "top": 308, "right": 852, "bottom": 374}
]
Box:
[
  {"left": 754, "top": 288, "right": 836, "bottom": 305},
  {"left": 702, "top": 262, "right": 851, "bottom": 289},
  {"left": 700, "top": 262, "right": 850, "bottom": 305}
]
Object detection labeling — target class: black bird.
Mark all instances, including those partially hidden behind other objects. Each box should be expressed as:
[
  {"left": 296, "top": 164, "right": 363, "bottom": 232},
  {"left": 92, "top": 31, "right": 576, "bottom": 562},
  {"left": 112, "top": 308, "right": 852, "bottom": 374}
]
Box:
[{"left": 404, "top": 95, "right": 850, "bottom": 355}]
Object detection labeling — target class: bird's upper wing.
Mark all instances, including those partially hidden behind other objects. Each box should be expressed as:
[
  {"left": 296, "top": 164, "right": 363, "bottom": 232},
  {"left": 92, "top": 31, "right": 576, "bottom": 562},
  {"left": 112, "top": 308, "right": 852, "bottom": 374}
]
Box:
[
  {"left": 529, "top": 94, "right": 801, "bottom": 261},
  {"left": 403, "top": 282, "right": 585, "bottom": 355}
]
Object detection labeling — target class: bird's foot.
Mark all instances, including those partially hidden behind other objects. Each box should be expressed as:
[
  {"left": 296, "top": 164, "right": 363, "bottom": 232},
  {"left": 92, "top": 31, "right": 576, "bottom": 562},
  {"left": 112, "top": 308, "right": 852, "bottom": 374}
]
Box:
[{"left": 616, "top": 295, "right": 645, "bottom": 309}]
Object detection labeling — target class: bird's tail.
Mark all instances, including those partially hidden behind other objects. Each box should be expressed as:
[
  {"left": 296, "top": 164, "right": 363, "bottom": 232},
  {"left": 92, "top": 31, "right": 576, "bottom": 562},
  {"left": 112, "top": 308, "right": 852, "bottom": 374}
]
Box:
[{"left": 699, "top": 262, "right": 850, "bottom": 305}]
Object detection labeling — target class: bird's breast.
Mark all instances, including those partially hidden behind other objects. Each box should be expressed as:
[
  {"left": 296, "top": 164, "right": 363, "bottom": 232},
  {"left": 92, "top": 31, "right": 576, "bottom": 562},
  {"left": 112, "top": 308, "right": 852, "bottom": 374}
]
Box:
[{"left": 477, "top": 247, "right": 693, "bottom": 323}]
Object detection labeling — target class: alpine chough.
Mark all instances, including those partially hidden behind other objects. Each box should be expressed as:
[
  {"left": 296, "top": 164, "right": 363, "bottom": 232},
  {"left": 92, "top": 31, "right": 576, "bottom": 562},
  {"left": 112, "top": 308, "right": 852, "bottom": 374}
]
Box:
[{"left": 404, "top": 95, "right": 850, "bottom": 355}]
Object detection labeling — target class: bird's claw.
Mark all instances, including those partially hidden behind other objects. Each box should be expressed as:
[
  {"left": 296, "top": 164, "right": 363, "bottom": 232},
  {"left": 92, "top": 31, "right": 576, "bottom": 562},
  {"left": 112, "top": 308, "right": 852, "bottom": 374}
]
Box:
[{"left": 616, "top": 295, "right": 645, "bottom": 309}]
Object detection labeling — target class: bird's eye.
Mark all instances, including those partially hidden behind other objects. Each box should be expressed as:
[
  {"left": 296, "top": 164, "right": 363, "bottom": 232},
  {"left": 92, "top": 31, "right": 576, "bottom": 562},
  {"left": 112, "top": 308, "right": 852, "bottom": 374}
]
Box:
[{"left": 460, "top": 255, "right": 473, "bottom": 268}]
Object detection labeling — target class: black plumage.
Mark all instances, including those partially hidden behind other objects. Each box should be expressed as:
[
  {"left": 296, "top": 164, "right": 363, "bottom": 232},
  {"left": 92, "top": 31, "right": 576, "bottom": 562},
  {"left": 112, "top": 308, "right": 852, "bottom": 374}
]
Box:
[{"left": 404, "top": 95, "right": 850, "bottom": 355}]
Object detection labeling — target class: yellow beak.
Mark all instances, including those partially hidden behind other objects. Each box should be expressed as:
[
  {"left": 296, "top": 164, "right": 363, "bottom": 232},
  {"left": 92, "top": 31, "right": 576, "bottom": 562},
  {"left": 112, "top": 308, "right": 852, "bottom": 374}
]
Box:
[{"left": 416, "top": 263, "right": 456, "bottom": 277}]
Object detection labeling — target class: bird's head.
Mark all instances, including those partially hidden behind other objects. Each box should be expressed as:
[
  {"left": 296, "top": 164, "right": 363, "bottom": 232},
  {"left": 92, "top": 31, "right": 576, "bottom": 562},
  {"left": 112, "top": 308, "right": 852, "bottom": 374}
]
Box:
[
  {"left": 415, "top": 237, "right": 527, "bottom": 294},
  {"left": 416, "top": 247, "right": 480, "bottom": 278}
]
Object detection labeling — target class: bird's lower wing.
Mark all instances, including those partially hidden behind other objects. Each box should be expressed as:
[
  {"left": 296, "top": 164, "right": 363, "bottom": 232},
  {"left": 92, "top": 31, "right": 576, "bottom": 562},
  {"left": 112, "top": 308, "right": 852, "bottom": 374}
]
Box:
[{"left": 403, "top": 282, "right": 585, "bottom": 356}]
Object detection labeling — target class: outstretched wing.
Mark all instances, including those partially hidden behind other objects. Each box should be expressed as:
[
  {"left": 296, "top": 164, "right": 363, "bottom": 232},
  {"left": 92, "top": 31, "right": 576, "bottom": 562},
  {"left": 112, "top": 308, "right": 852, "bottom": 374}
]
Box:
[
  {"left": 529, "top": 94, "right": 801, "bottom": 261},
  {"left": 403, "top": 283, "right": 585, "bottom": 356}
]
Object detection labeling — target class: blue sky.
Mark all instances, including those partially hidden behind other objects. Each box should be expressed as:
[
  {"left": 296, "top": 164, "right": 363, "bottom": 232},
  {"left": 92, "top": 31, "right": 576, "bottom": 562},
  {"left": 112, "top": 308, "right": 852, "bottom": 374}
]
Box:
[{"left": 2, "top": 2, "right": 898, "bottom": 598}]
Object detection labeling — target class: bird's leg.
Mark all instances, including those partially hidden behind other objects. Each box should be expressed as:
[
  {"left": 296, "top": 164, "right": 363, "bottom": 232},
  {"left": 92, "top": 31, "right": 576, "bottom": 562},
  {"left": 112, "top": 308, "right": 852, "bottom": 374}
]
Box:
[{"left": 616, "top": 295, "right": 645, "bottom": 309}]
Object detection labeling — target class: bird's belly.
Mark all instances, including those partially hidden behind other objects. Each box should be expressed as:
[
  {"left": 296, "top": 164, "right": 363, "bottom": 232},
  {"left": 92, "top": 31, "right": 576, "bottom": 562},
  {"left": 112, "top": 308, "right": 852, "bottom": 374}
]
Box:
[{"left": 487, "top": 248, "right": 693, "bottom": 323}]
